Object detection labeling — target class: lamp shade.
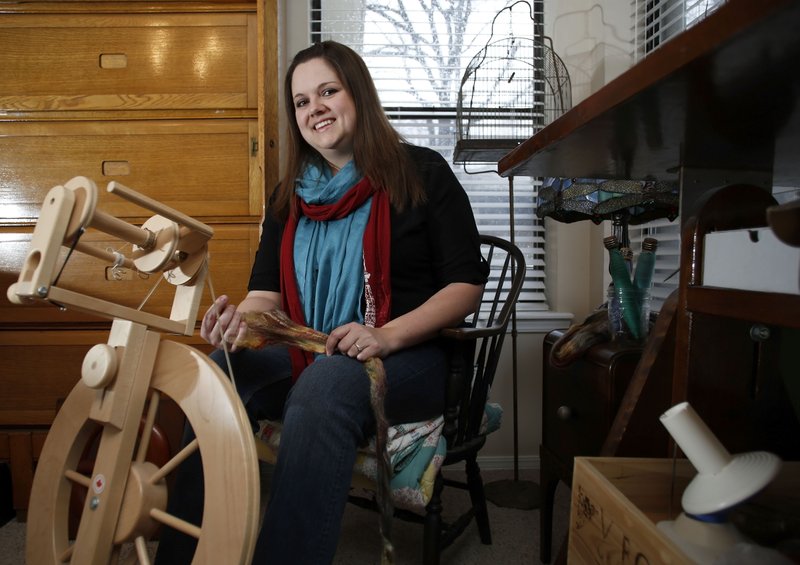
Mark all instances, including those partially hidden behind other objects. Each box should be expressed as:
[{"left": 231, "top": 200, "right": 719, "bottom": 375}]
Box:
[{"left": 536, "top": 177, "right": 679, "bottom": 225}]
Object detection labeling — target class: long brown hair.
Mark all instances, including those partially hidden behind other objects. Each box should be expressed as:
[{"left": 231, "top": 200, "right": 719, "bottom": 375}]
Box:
[{"left": 271, "top": 41, "right": 425, "bottom": 220}]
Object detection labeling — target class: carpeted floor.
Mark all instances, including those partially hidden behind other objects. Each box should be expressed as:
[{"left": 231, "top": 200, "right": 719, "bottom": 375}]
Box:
[
  {"left": 0, "top": 468, "right": 571, "bottom": 564},
  {"left": 335, "top": 469, "right": 571, "bottom": 564}
]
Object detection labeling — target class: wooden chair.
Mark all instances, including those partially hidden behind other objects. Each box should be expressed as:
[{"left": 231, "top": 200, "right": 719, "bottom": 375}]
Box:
[{"left": 348, "top": 234, "right": 526, "bottom": 564}]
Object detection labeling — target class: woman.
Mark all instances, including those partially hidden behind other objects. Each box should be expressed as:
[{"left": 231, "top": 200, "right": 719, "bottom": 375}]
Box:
[{"left": 156, "top": 40, "right": 488, "bottom": 564}]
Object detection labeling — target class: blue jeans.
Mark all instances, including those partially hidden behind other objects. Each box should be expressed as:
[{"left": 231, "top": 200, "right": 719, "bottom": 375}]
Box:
[{"left": 155, "top": 341, "right": 447, "bottom": 564}]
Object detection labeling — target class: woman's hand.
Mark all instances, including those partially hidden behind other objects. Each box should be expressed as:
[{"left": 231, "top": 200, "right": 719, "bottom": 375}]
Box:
[
  {"left": 200, "top": 291, "right": 282, "bottom": 352},
  {"left": 326, "top": 282, "right": 484, "bottom": 360},
  {"left": 200, "top": 295, "right": 246, "bottom": 351},
  {"left": 326, "top": 323, "right": 395, "bottom": 360}
]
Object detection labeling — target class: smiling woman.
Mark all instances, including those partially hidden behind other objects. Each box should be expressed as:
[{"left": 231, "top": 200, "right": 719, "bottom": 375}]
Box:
[{"left": 154, "top": 40, "right": 489, "bottom": 565}]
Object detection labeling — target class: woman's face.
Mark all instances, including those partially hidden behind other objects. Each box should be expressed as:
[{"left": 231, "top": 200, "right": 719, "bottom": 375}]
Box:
[{"left": 291, "top": 57, "right": 357, "bottom": 169}]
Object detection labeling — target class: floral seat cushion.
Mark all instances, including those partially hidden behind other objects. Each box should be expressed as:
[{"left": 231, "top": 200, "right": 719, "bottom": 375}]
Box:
[{"left": 257, "top": 402, "right": 502, "bottom": 512}]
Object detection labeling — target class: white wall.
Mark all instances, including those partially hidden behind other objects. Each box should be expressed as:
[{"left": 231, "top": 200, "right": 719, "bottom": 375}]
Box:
[{"left": 276, "top": 0, "right": 634, "bottom": 471}]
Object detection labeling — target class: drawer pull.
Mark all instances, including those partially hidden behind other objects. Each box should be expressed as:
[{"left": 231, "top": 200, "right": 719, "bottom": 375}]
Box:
[
  {"left": 102, "top": 161, "right": 131, "bottom": 176},
  {"left": 99, "top": 53, "right": 128, "bottom": 69},
  {"left": 556, "top": 405, "right": 572, "bottom": 420}
]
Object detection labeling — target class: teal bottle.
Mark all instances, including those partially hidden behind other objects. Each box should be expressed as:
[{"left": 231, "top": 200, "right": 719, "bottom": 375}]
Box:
[
  {"left": 633, "top": 237, "right": 658, "bottom": 290},
  {"left": 604, "top": 236, "right": 641, "bottom": 339}
]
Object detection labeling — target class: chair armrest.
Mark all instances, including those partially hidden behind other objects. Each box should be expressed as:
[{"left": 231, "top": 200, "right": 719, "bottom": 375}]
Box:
[{"left": 440, "top": 323, "right": 506, "bottom": 341}]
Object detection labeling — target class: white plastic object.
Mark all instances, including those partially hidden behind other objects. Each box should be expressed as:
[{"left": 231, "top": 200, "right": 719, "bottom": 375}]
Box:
[{"left": 660, "top": 402, "right": 782, "bottom": 516}]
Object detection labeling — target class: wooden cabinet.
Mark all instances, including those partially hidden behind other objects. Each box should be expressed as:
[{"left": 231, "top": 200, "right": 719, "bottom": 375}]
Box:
[
  {"left": 539, "top": 331, "right": 642, "bottom": 563},
  {"left": 539, "top": 331, "right": 673, "bottom": 562},
  {"left": 0, "top": 0, "right": 278, "bottom": 520}
]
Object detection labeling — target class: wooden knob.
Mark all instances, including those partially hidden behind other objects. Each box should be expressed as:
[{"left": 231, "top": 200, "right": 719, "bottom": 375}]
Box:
[
  {"left": 81, "top": 344, "right": 118, "bottom": 389},
  {"left": 556, "top": 405, "right": 572, "bottom": 420}
]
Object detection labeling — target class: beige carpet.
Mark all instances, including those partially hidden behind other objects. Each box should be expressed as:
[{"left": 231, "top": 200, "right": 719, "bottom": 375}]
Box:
[{"left": 0, "top": 469, "right": 571, "bottom": 564}]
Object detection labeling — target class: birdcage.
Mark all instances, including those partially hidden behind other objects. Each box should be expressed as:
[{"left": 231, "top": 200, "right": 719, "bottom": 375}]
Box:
[{"left": 453, "top": 4, "right": 572, "bottom": 164}]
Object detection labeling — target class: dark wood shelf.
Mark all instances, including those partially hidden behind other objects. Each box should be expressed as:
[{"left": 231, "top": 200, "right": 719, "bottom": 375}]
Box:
[
  {"left": 685, "top": 286, "right": 800, "bottom": 329},
  {"left": 498, "top": 0, "right": 800, "bottom": 187}
]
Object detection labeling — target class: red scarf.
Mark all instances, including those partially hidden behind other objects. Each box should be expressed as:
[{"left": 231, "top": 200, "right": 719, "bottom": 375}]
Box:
[{"left": 280, "top": 177, "right": 391, "bottom": 379}]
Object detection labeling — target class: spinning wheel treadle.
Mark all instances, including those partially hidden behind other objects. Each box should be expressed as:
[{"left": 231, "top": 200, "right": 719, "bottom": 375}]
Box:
[{"left": 9, "top": 176, "right": 260, "bottom": 564}]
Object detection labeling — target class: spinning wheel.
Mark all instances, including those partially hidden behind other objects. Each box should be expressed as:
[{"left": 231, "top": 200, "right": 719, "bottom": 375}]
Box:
[
  {"left": 27, "top": 340, "right": 258, "bottom": 564},
  {"left": 8, "top": 177, "right": 260, "bottom": 564}
]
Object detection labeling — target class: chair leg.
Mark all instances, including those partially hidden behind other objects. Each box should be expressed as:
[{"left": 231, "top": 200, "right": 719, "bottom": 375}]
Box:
[
  {"left": 423, "top": 472, "right": 443, "bottom": 565},
  {"left": 465, "top": 457, "right": 492, "bottom": 544}
]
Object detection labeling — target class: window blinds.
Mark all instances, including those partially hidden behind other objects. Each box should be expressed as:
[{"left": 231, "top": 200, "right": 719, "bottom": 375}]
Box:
[{"left": 309, "top": 0, "right": 550, "bottom": 315}]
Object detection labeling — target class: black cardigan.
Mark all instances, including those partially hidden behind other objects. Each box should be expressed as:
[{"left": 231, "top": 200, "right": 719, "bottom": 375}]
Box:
[{"left": 248, "top": 144, "right": 489, "bottom": 320}]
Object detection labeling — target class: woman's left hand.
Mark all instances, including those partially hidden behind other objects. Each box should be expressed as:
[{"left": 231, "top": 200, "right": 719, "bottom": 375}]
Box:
[{"left": 326, "top": 322, "right": 393, "bottom": 360}]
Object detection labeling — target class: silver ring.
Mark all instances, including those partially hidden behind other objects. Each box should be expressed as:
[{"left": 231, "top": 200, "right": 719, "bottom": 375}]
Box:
[{"left": 355, "top": 343, "right": 364, "bottom": 352}]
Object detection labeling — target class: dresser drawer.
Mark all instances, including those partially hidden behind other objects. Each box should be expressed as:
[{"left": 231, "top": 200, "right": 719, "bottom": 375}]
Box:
[
  {"left": 0, "top": 119, "right": 261, "bottom": 223},
  {"left": 0, "top": 11, "right": 257, "bottom": 112},
  {"left": 542, "top": 332, "right": 641, "bottom": 462},
  {"left": 0, "top": 224, "right": 259, "bottom": 327}
]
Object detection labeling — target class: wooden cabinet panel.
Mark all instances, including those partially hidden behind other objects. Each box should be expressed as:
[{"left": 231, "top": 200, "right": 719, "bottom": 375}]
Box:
[
  {"left": 0, "top": 329, "right": 215, "bottom": 427},
  {"left": 0, "top": 119, "right": 261, "bottom": 223},
  {"left": 0, "top": 12, "right": 257, "bottom": 111},
  {"left": 0, "top": 0, "right": 274, "bottom": 524},
  {"left": 685, "top": 313, "right": 800, "bottom": 460},
  {"left": 0, "top": 224, "right": 259, "bottom": 326},
  {"left": 1, "top": 333, "right": 92, "bottom": 426}
]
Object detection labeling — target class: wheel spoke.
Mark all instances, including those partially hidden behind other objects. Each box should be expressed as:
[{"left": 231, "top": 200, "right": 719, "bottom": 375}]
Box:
[
  {"left": 58, "top": 544, "right": 73, "bottom": 563},
  {"left": 64, "top": 468, "right": 92, "bottom": 489},
  {"left": 150, "top": 508, "right": 201, "bottom": 539},
  {"left": 149, "top": 438, "right": 198, "bottom": 485},
  {"left": 136, "top": 390, "right": 161, "bottom": 463},
  {"left": 134, "top": 536, "right": 151, "bottom": 565}
]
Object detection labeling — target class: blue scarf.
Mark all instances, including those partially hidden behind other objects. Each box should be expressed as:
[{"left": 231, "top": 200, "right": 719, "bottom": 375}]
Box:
[{"left": 294, "top": 161, "right": 371, "bottom": 334}]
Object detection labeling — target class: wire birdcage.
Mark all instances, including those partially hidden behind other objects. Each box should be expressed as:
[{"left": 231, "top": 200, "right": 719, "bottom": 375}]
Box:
[{"left": 453, "top": 3, "right": 572, "bottom": 164}]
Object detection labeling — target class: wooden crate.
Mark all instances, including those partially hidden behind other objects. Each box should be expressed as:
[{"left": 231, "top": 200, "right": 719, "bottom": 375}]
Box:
[
  {"left": 569, "top": 457, "right": 692, "bottom": 564},
  {"left": 569, "top": 457, "right": 800, "bottom": 564}
]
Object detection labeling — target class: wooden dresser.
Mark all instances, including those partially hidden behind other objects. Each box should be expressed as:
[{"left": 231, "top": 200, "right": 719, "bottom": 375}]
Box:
[
  {"left": 539, "top": 331, "right": 642, "bottom": 563},
  {"left": 0, "top": 0, "right": 278, "bottom": 520}
]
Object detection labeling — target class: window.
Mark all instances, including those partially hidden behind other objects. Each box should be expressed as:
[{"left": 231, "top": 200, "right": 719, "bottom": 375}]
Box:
[
  {"left": 633, "top": 0, "right": 727, "bottom": 62},
  {"left": 309, "top": 0, "right": 551, "bottom": 320},
  {"left": 629, "top": 0, "right": 726, "bottom": 310}
]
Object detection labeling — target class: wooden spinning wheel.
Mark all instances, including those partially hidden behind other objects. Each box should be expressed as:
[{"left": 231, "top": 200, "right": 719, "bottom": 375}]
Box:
[{"left": 8, "top": 177, "right": 260, "bottom": 564}]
